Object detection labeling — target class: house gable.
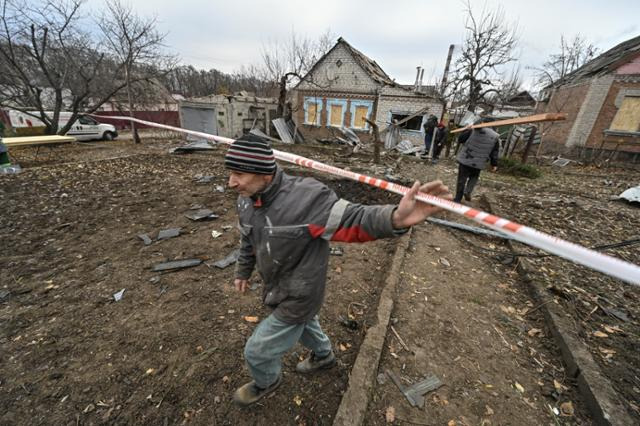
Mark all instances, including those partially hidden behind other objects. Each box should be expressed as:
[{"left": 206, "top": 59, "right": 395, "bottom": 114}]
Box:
[{"left": 296, "top": 40, "right": 385, "bottom": 95}]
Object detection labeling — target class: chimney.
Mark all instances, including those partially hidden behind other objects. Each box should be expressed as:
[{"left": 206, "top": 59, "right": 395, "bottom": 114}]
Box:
[
  {"left": 418, "top": 68, "right": 425, "bottom": 92},
  {"left": 414, "top": 66, "right": 421, "bottom": 90}
]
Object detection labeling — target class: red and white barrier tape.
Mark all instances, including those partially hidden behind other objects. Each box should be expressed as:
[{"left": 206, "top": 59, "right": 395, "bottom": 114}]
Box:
[{"left": 102, "top": 116, "right": 640, "bottom": 286}]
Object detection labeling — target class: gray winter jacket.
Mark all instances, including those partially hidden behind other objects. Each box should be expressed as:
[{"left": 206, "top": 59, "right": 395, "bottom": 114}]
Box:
[
  {"left": 235, "top": 167, "right": 406, "bottom": 324},
  {"left": 457, "top": 127, "right": 500, "bottom": 170}
]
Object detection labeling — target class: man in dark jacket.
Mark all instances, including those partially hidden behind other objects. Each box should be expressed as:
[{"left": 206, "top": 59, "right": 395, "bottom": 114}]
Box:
[
  {"left": 454, "top": 120, "right": 499, "bottom": 202},
  {"left": 421, "top": 115, "right": 438, "bottom": 158},
  {"left": 225, "top": 135, "right": 451, "bottom": 406},
  {"left": 431, "top": 121, "right": 450, "bottom": 163}
]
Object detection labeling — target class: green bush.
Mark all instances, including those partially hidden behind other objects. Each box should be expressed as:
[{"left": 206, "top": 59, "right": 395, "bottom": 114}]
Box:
[{"left": 498, "top": 157, "right": 542, "bottom": 179}]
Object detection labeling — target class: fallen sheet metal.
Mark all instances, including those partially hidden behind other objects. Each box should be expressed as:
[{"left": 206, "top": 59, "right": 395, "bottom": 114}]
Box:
[
  {"left": 427, "top": 217, "right": 512, "bottom": 239},
  {"left": 207, "top": 249, "right": 240, "bottom": 269},
  {"left": 551, "top": 157, "right": 571, "bottom": 167},
  {"left": 170, "top": 140, "right": 216, "bottom": 153},
  {"left": 152, "top": 258, "right": 202, "bottom": 272},
  {"left": 386, "top": 369, "right": 443, "bottom": 407},
  {"left": 272, "top": 118, "right": 294, "bottom": 143},
  {"left": 195, "top": 175, "right": 215, "bottom": 184},
  {"left": 618, "top": 185, "right": 640, "bottom": 204},
  {"left": 395, "top": 140, "right": 421, "bottom": 155},
  {"left": 184, "top": 209, "right": 219, "bottom": 221},
  {"left": 157, "top": 228, "right": 181, "bottom": 240}
]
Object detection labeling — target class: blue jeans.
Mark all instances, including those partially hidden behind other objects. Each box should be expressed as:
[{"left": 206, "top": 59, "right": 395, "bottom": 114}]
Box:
[{"left": 244, "top": 314, "right": 332, "bottom": 388}]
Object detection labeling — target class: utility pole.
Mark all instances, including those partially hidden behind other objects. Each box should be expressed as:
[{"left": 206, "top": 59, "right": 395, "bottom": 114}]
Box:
[{"left": 439, "top": 44, "right": 455, "bottom": 122}]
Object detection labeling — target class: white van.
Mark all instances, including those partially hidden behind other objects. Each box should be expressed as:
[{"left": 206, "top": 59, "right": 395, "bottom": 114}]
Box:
[{"left": 7, "top": 110, "right": 118, "bottom": 141}]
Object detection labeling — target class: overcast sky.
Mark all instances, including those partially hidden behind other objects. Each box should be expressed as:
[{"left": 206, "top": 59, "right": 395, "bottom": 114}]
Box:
[{"left": 89, "top": 0, "right": 639, "bottom": 89}]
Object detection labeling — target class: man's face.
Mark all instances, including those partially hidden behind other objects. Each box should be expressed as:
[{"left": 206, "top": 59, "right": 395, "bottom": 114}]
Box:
[{"left": 227, "top": 171, "right": 272, "bottom": 197}]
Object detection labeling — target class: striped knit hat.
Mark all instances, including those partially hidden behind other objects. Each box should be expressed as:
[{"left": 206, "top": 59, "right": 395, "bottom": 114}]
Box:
[{"left": 224, "top": 134, "right": 276, "bottom": 175}]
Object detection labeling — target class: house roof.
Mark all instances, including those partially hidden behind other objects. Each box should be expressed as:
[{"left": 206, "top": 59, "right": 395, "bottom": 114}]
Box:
[
  {"left": 505, "top": 91, "right": 536, "bottom": 106},
  {"left": 551, "top": 34, "right": 640, "bottom": 87},
  {"left": 336, "top": 38, "right": 395, "bottom": 85},
  {"left": 295, "top": 37, "right": 396, "bottom": 89}
]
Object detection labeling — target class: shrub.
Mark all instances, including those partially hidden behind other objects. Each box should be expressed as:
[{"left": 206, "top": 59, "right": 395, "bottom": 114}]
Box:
[{"left": 498, "top": 157, "right": 542, "bottom": 179}]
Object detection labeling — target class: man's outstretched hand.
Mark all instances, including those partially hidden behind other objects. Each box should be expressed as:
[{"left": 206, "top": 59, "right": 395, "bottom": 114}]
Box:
[{"left": 392, "top": 180, "right": 452, "bottom": 229}]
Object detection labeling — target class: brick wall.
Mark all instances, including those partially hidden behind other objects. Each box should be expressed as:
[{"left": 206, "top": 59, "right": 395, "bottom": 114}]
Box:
[
  {"left": 536, "top": 81, "right": 590, "bottom": 153},
  {"left": 375, "top": 95, "right": 442, "bottom": 146},
  {"left": 566, "top": 75, "right": 614, "bottom": 147},
  {"left": 585, "top": 78, "right": 640, "bottom": 154}
]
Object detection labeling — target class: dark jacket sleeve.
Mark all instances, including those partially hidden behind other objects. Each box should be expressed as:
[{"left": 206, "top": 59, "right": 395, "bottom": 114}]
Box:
[
  {"left": 457, "top": 129, "right": 472, "bottom": 144},
  {"left": 235, "top": 230, "right": 255, "bottom": 279},
  {"left": 489, "top": 139, "right": 500, "bottom": 167}
]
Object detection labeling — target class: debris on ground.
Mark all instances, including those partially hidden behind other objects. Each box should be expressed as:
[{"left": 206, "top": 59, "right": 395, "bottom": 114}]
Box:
[
  {"left": 157, "top": 228, "right": 181, "bottom": 240},
  {"left": 113, "top": 289, "right": 125, "bottom": 302},
  {"left": 169, "top": 141, "right": 216, "bottom": 154},
  {"left": 184, "top": 209, "right": 219, "bottom": 221},
  {"left": 211, "top": 230, "right": 222, "bottom": 238},
  {"left": 617, "top": 185, "right": 640, "bottom": 204},
  {"left": 427, "top": 217, "right": 512, "bottom": 239},
  {"left": 151, "top": 258, "right": 202, "bottom": 272},
  {"left": 207, "top": 250, "right": 240, "bottom": 269},
  {"left": 194, "top": 175, "right": 215, "bottom": 184},
  {"left": 138, "top": 233, "right": 153, "bottom": 245},
  {"left": 330, "top": 246, "right": 344, "bottom": 256},
  {"left": 386, "top": 369, "right": 443, "bottom": 407}
]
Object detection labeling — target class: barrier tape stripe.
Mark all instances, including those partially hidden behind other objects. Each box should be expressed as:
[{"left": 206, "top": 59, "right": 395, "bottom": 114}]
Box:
[{"left": 99, "top": 115, "right": 640, "bottom": 286}]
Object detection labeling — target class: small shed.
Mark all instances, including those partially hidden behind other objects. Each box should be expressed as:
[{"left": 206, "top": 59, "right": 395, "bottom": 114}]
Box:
[{"left": 179, "top": 92, "right": 278, "bottom": 140}]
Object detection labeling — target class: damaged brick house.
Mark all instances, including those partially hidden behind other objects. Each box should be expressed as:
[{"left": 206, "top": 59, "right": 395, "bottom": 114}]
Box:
[
  {"left": 292, "top": 38, "right": 442, "bottom": 146},
  {"left": 536, "top": 35, "right": 640, "bottom": 160}
]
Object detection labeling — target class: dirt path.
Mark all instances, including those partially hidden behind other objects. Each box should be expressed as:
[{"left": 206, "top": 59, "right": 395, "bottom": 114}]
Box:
[{"left": 364, "top": 218, "right": 590, "bottom": 425}]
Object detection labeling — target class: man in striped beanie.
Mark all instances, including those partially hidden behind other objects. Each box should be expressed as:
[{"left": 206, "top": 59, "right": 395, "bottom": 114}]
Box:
[{"left": 225, "top": 134, "right": 452, "bottom": 406}]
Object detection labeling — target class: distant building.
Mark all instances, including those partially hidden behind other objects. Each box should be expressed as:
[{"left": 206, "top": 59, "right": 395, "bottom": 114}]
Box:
[
  {"left": 292, "top": 37, "right": 442, "bottom": 146},
  {"left": 493, "top": 91, "right": 537, "bottom": 118},
  {"left": 536, "top": 35, "right": 640, "bottom": 159}
]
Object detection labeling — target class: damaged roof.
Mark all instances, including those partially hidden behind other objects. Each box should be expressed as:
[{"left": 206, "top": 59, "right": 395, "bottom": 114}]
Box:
[
  {"left": 550, "top": 34, "right": 640, "bottom": 87},
  {"left": 336, "top": 37, "right": 396, "bottom": 85}
]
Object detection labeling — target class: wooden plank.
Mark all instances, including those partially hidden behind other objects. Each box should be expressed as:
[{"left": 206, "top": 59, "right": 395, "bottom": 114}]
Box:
[
  {"left": 450, "top": 113, "right": 567, "bottom": 133},
  {"left": 3, "top": 135, "right": 76, "bottom": 148}
]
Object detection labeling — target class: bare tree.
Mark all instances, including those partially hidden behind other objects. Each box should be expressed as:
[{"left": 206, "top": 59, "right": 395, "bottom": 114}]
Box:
[
  {"left": 0, "top": 0, "right": 174, "bottom": 136},
  {"left": 258, "top": 29, "right": 334, "bottom": 119},
  {"left": 532, "top": 34, "right": 598, "bottom": 89},
  {"left": 100, "top": 0, "right": 176, "bottom": 143},
  {"left": 450, "top": 1, "right": 519, "bottom": 113}
]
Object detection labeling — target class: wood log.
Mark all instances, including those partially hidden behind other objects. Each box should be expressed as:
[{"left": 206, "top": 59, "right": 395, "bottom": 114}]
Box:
[{"left": 450, "top": 113, "right": 566, "bottom": 133}]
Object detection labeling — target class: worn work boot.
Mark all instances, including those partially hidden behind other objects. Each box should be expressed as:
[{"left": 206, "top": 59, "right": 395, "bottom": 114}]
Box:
[
  {"left": 232, "top": 375, "right": 282, "bottom": 407},
  {"left": 463, "top": 192, "right": 472, "bottom": 201},
  {"left": 296, "top": 351, "right": 336, "bottom": 374}
]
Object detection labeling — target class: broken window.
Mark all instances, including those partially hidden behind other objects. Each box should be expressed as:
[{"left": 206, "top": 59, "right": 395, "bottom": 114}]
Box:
[
  {"left": 303, "top": 97, "right": 322, "bottom": 126},
  {"left": 390, "top": 113, "right": 423, "bottom": 131},
  {"left": 610, "top": 96, "right": 640, "bottom": 132},
  {"left": 327, "top": 99, "right": 347, "bottom": 127},
  {"left": 350, "top": 100, "right": 373, "bottom": 130}
]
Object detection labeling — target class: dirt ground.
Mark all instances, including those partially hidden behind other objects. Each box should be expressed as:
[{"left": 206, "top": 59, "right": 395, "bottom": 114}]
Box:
[{"left": 1, "top": 134, "right": 639, "bottom": 425}]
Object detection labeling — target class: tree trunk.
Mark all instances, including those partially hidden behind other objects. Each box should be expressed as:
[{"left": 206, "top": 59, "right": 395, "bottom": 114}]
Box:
[
  {"left": 277, "top": 74, "right": 288, "bottom": 119},
  {"left": 125, "top": 65, "right": 141, "bottom": 144},
  {"left": 365, "top": 118, "right": 381, "bottom": 164}
]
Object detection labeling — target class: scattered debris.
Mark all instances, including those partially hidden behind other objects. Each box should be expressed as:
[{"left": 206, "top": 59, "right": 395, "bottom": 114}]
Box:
[
  {"left": 170, "top": 140, "right": 216, "bottom": 154},
  {"left": 272, "top": 118, "right": 294, "bottom": 144},
  {"left": 514, "top": 382, "right": 525, "bottom": 393},
  {"left": 593, "top": 330, "right": 608, "bottom": 338},
  {"left": 149, "top": 276, "right": 160, "bottom": 284},
  {"left": 394, "top": 140, "right": 421, "bottom": 155},
  {"left": 439, "top": 257, "right": 451, "bottom": 267},
  {"left": 157, "top": 228, "right": 181, "bottom": 240},
  {"left": 338, "top": 315, "right": 359, "bottom": 330},
  {"left": 243, "top": 316, "right": 259, "bottom": 323},
  {"left": 390, "top": 325, "right": 411, "bottom": 352},
  {"left": 215, "top": 185, "right": 225, "bottom": 193},
  {"left": 551, "top": 157, "right": 571, "bottom": 167},
  {"left": 330, "top": 246, "right": 344, "bottom": 256},
  {"left": 221, "top": 225, "right": 233, "bottom": 231},
  {"left": 616, "top": 185, "right": 640, "bottom": 204},
  {"left": 427, "top": 217, "right": 512, "bottom": 239},
  {"left": 560, "top": 401, "right": 575, "bottom": 416},
  {"left": 0, "top": 289, "right": 10, "bottom": 302},
  {"left": 152, "top": 259, "right": 202, "bottom": 272},
  {"left": 386, "top": 369, "right": 443, "bottom": 407},
  {"left": 207, "top": 250, "right": 240, "bottom": 269},
  {"left": 377, "top": 373, "right": 387, "bottom": 385},
  {"left": 211, "top": 230, "right": 222, "bottom": 239},
  {"left": 385, "top": 406, "right": 395, "bottom": 423},
  {"left": 194, "top": 175, "right": 215, "bottom": 184},
  {"left": 184, "top": 209, "right": 219, "bottom": 221},
  {"left": 138, "top": 233, "right": 152, "bottom": 246},
  {"left": 113, "top": 289, "right": 125, "bottom": 302}
]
